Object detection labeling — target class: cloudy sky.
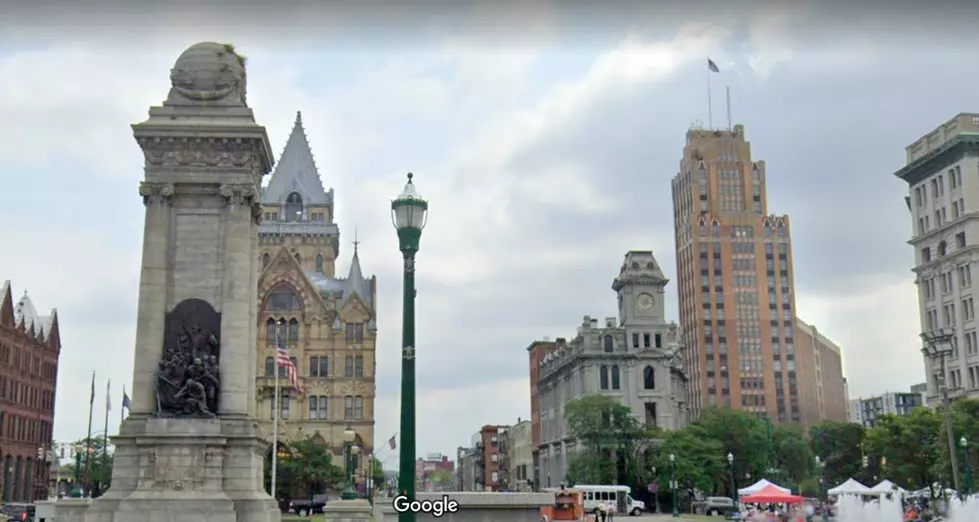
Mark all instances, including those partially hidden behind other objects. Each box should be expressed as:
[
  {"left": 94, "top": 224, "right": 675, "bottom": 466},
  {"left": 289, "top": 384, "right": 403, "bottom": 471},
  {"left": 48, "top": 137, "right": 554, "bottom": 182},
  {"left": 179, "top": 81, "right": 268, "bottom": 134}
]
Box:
[{"left": 2, "top": 2, "right": 978, "bottom": 461}]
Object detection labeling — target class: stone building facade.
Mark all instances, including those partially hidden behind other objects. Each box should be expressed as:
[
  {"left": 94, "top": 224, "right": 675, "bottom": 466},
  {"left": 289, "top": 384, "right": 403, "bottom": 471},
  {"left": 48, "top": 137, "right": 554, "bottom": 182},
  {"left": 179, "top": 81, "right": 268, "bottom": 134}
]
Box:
[
  {"left": 255, "top": 112, "right": 376, "bottom": 460},
  {"left": 535, "top": 251, "right": 689, "bottom": 487},
  {"left": 0, "top": 282, "right": 61, "bottom": 502},
  {"left": 500, "top": 419, "right": 532, "bottom": 491}
]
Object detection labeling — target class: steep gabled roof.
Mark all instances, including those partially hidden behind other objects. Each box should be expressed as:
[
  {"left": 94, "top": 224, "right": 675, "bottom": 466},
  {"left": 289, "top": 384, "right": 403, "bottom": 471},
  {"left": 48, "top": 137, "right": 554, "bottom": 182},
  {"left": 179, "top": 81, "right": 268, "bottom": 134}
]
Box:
[{"left": 262, "top": 111, "right": 332, "bottom": 206}]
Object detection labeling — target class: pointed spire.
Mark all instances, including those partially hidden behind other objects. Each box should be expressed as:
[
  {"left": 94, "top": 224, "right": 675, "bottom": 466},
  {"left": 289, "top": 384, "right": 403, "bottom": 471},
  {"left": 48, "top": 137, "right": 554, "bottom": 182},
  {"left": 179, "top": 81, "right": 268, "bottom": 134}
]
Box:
[
  {"left": 262, "top": 109, "right": 330, "bottom": 205},
  {"left": 348, "top": 232, "right": 364, "bottom": 285}
]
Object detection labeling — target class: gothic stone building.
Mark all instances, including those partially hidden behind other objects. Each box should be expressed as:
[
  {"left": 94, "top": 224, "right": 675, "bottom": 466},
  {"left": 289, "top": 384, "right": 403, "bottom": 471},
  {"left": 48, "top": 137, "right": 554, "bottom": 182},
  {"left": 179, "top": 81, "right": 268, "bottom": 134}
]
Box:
[
  {"left": 255, "top": 112, "right": 376, "bottom": 461},
  {"left": 535, "top": 251, "right": 689, "bottom": 486},
  {"left": 0, "top": 282, "right": 61, "bottom": 502}
]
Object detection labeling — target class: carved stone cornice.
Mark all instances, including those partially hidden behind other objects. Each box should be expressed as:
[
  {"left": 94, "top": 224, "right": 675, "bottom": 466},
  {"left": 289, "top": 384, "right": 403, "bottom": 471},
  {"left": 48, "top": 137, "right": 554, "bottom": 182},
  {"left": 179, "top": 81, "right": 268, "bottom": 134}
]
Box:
[
  {"left": 137, "top": 137, "right": 262, "bottom": 170},
  {"left": 139, "top": 182, "right": 175, "bottom": 206},
  {"left": 220, "top": 183, "right": 263, "bottom": 224}
]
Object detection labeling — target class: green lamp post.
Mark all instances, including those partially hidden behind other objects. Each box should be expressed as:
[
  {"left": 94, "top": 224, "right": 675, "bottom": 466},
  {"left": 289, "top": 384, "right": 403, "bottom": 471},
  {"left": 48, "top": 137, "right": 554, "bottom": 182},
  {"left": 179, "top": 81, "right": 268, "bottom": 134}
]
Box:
[
  {"left": 392, "top": 173, "right": 428, "bottom": 522},
  {"left": 815, "top": 456, "right": 825, "bottom": 499},
  {"left": 69, "top": 444, "right": 84, "bottom": 498},
  {"left": 341, "top": 425, "right": 358, "bottom": 500},
  {"left": 727, "top": 453, "right": 736, "bottom": 503},
  {"left": 670, "top": 453, "right": 678, "bottom": 517},
  {"left": 961, "top": 436, "right": 973, "bottom": 495}
]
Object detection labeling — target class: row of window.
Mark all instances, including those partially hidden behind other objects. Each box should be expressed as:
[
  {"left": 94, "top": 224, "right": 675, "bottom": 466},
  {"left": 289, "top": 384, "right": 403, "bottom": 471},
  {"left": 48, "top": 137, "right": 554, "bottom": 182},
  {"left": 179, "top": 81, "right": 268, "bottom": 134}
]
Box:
[
  {"left": 921, "top": 232, "right": 967, "bottom": 263},
  {"left": 270, "top": 394, "right": 365, "bottom": 420},
  {"left": 0, "top": 412, "right": 51, "bottom": 446},
  {"left": 922, "top": 265, "right": 972, "bottom": 301},
  {"left": 598, "top": 365, "right": 657, "bottom": 390},
  {"left": 264, "top": 355, "right": 365, "bottom": 378},
  {"left": 263, "top": 317, "right": 368, "bottom": 344},
  {"left": 0, "top": 343, "right": 54, "bottom": 381},
  {"left": 602, "top": 333, "right": 662, "bottom": 352},
  {"left": 913, "top": 166, "right": 962, "bottom": 209},
  {"left": 0, "top": 377, "right": 54, "bottom": 413}
]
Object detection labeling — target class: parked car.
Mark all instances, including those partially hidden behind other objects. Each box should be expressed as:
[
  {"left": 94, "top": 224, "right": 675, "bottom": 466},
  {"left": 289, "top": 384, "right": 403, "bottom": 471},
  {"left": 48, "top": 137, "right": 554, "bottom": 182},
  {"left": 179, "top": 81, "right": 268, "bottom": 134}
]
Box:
[
  {"left": 702, "top": 497, "right": 737, "bottom": 516},
  {"left": 0, "top": 503, "right": 35, "bottom": 521},
  {"left": 289, "top": 496, "right": 327, "bottom": 517}
]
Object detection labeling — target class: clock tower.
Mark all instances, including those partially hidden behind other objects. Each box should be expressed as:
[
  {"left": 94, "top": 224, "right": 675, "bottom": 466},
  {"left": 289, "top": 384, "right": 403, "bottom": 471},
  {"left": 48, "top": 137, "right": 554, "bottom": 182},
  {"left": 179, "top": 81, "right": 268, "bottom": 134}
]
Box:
[{"left": 613, "top": 251, "right": 669, "bottom": 327}]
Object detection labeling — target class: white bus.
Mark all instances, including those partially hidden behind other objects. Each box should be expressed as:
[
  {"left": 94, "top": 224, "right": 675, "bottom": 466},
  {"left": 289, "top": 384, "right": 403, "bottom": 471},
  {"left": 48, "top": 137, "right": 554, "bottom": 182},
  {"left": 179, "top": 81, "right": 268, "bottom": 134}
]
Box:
[{"left": 573, "top": 485, "right": 646, "bottom": 516}]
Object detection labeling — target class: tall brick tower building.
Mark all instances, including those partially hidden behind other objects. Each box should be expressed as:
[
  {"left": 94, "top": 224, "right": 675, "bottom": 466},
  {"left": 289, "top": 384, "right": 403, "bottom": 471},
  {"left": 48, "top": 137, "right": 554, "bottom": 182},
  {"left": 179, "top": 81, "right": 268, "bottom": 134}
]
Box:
[{"left": 671, "top": 124, "right": 801, "bottom": 423}]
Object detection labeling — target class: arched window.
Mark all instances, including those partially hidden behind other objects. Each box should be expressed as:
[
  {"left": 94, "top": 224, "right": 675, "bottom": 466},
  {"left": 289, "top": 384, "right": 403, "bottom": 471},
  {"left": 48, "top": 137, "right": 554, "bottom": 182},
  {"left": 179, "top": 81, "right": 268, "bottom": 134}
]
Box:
[
  {"left": 699, "top": 223, "right": 706, "bottom": 236},
  {"left": 604, "top": 335, "right": 614, "bottom": 353},
  {"left": 315, "top": 254, "right": 324, "bottom": 273},
  {"left": 643, "top": 365, "right": 656, "bottom": 389},
  {"left": 285, "top": 192, "right": 303, "bottom": 221},
  {"left": 600, "top": 365, "right": 609, "bottom": 390},
  {"left": 712, "top": 222, "right": 720, "bottom": 237},
  {"left": 344, "top": 396, "right": 354, "bottom": 419},
  {"left": 265, "top": 357, "right": 274, "bottom": 377},
  {"left": 266, "top": 318, "right": 277, "bottom": 344},
  {"left": 611, "top": 365, "right": 620, "bottom": 390},
  {"left": 263, "top": 253, "right": 271, "bottom": 268},
  {"left": 318, "top": 395, "right": 328, "bottom": 420},
  {"left": 266, "top": 285, "right": 302, "bottom": 311},
  {"left": 354, "top": 396, "right": 364, "bottom": 419},
  {"left": 288, "top": 318, "right": 300, "bottom": 342}
]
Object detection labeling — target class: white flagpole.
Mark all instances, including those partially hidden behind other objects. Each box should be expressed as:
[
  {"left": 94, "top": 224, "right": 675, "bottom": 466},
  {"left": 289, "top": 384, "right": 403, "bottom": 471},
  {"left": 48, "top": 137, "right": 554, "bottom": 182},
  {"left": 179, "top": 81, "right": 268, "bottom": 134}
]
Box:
[
  {"left": 707, "top": 63, "right": 713, "bottom": 129},
  {"left": 726, "top": 85, "right": 732, "bottom": 131},
  {"left": 271, "top": 328, "right": 281, "bottom": 500}
]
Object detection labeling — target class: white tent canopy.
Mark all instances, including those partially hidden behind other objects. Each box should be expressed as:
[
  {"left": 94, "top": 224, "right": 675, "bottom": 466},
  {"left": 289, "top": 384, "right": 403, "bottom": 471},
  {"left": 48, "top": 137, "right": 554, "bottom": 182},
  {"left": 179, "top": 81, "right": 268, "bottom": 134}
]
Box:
[
  {"left": 869, "top": 480, "right": 908, "bottom": 494},
  {"left": 827, "top": 478, "right": 871, "bottom": 495},
  {"left": 738, "top": 479, "right": 791, "bottom": 496}
]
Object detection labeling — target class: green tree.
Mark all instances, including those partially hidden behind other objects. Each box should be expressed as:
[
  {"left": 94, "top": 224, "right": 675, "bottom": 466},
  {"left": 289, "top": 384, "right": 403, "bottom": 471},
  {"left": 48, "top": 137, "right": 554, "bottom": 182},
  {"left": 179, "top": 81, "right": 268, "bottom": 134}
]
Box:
[
  {"left": 864, "top": 409, "right": 943, "bottom": 491},
  {"left": 771, "top": 423, "right": 813, "bottom": 491},
  {"left": 428, "top": 468, "right": 453, "bottom": 489},
  {"left": 72, "top": 436, "right": 113, "bottom": 491},
  {"left": 654, "top": 423, "right": 725, "bottom": 493},
  {"left": 279, "top": 437, "right": 344, "bottom": 497},
  {"left": 371, "top": 457, "right": 386, "bottom": 490},
  {"left": 809, "top": 421, "right": 866, "bottom": 489},
  {"left": 564, "top": 394, "right": 647, "bottom": 485},
  {"left": 690, "top": 408, "right": 770, "bottom": 492}
]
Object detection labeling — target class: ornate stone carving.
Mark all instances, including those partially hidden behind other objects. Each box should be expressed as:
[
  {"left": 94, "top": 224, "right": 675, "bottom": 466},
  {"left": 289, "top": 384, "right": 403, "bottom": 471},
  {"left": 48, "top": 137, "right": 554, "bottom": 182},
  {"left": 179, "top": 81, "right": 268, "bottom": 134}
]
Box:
[
  {"left": 139, "top": 182, "right": 175, "bottom": 206},
  {"left": 166, "top": 42, "right": 247, "bottom": 106},
  {"left": 137, "top": 137, "right": 260, "bottom": 169},
  {"left": 220, "top": 183, "right": 262, "bottom": 224},
  {"left": 156, "top": 299, "right": 222, "bottom": 417}
]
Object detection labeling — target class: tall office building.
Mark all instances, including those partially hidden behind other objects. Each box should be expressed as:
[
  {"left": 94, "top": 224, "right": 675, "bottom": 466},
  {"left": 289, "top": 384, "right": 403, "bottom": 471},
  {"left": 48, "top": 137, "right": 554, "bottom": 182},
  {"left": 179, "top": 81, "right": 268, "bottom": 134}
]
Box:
[
  {"left": 795, "top": 319, "right": 848, "bottom": 425},
  {"left": 896, "top": 113, "right": 979, "bottom": 403},
  {"left": 671, "top": 124, "right": 802, "bottom": 422}
]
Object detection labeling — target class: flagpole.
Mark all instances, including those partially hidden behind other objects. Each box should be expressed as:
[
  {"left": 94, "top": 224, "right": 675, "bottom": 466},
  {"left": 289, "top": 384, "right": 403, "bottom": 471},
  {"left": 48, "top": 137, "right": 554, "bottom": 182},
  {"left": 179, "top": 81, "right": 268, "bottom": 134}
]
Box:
[
  {"left": 84, "top": 371, "right": 95, "bottom": 497},
  {"left": 707, "top": 63, "right": 713, "bottom": 130},
  {"left": 726, "top": 86, "right": 732, "bottom": 131},
  {"left": 102, "top": 379, "right": 110, "bottom": 494},
  {"left": 271, "top": 327, "right": 281, "bottom": 501}
]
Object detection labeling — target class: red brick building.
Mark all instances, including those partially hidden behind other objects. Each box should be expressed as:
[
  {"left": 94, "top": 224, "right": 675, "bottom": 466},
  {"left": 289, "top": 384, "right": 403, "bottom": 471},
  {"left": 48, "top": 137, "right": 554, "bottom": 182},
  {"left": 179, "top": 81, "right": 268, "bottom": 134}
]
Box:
[
  {"left": 527, "top": 339, "right": 557, "bottom": 490},
  {"left": 414, "top": 454, "right": 454, "bottom": 491},
  {"left": 0, "top": 281, "right": 61, "bottom": 502}
]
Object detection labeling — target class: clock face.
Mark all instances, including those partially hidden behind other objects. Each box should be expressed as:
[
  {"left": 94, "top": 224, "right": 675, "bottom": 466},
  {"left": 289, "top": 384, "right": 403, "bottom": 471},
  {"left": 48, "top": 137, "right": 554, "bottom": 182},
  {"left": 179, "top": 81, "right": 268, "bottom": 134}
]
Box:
[{"left": 637, "top": 293, "right": 654, "bottom": 311}]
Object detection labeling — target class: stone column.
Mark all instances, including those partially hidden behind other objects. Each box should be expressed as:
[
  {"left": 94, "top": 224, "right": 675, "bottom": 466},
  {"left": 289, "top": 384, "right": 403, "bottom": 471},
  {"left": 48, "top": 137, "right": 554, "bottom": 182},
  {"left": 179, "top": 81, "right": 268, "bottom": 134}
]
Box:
[
  {"left": 218, "top": 184, "right": 260, "bottom": 418},
  {"left": 129, "top": 182, "right": 173, "bottom": 416}
]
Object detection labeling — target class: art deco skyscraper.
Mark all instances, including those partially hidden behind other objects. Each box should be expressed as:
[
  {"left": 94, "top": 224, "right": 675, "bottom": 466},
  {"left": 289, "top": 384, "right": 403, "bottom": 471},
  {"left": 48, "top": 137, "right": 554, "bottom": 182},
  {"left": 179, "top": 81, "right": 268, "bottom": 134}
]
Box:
[{"left": 671, "top": 124, "right": 802, "bottom": 422}]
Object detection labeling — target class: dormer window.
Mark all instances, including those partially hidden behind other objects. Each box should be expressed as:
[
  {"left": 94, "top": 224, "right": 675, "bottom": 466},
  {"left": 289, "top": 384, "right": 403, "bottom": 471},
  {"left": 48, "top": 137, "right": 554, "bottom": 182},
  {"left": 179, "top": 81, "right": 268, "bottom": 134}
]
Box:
[{"left": 285, "top": 192, "right": 303, "bottom": 221}]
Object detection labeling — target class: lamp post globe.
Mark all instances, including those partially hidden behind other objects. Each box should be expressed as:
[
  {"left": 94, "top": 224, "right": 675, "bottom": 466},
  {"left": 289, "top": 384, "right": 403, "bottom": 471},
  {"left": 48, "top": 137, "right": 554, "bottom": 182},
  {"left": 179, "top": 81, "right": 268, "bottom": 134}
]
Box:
[
  {"left": 669, "top": 453, "right": 678, "bottom": 517},
  {"left": 392, "top": 173, "right": 427, "bottom": 522}
]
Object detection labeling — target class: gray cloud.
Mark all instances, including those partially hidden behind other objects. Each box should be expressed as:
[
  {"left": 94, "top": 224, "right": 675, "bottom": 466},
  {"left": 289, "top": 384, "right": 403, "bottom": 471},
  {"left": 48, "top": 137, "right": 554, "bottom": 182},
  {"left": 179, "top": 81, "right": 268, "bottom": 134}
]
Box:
[{"left": 2, "top": 8, "right": 972, "bottom": 457}]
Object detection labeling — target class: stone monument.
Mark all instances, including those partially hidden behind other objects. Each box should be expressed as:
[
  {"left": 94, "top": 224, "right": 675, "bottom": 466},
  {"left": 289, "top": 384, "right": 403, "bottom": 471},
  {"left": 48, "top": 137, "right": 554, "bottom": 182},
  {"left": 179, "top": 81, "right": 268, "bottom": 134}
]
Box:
[{"left": 62, "top": 42, "right": 279, "bottom": 522}]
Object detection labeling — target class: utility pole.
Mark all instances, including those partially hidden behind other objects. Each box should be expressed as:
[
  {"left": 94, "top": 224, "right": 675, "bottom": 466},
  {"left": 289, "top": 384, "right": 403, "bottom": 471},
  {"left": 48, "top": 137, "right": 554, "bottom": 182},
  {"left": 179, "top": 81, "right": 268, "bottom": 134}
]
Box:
[{"left": 921, "top": 327, "right": 962, "bottom": 493}]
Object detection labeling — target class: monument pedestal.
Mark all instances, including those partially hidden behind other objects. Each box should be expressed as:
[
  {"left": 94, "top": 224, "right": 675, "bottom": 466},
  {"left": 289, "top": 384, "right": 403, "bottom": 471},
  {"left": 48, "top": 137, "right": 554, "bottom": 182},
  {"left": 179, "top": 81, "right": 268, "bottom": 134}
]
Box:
[
  {"left": 82, "top": 418, "right": 278, "bottom": 522},
  {"left": 322, "top": 499, "right": 373, "bottom": 522}
]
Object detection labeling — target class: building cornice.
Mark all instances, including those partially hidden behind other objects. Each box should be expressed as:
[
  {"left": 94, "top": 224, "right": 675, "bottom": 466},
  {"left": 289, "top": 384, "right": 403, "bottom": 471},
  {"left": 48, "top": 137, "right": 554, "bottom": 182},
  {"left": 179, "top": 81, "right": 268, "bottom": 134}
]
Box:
[{"left": 894, "top": 134, "right": 979, "bottom": 186}]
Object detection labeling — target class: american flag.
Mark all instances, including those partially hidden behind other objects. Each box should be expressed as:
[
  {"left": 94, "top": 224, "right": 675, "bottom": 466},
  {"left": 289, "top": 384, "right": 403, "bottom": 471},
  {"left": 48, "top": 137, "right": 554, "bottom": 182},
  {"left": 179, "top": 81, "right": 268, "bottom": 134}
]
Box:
[{"left": 277, "top": 332, "right": 302, "bottom": 393}]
